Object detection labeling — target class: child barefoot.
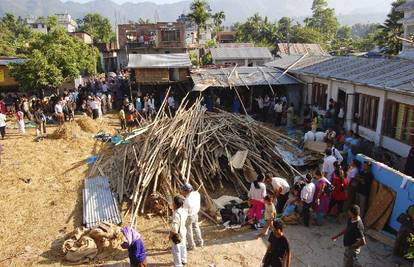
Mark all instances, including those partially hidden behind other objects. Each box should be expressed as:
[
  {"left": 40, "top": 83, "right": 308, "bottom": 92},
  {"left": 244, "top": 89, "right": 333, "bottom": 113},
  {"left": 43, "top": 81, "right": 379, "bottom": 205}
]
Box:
[{"left": 258, "top": 195, "right": 276, "bottom": 238}]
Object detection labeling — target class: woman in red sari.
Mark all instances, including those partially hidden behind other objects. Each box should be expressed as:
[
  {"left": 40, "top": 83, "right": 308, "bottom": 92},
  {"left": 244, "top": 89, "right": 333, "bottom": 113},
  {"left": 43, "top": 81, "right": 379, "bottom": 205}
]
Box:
[{"left": 329, "top": 169, "right": 349, "bottom": 221}]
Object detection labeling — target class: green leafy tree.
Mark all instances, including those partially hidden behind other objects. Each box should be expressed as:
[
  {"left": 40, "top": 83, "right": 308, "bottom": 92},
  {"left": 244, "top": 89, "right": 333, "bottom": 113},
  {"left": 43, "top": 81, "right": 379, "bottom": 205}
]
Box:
[
  {"left": 375, "top": 0, "right": 406, "bottom": 55},
  {"left": 77, "top": 13, "right": 115, "bottom": 43},
  {"left": 304, "top": 0, "right": 339, "bottom": 41},
  {"left": 212, "top": 11, "right": 225, "bottom": 38},
  {"left": 188, "top": 0, "right": 212, "bottom": 47},
  {"left": 234, "top": 13, "right": 280, "bottom": 47},
  {"left": 290, "top": 25, "right": 326, "bottom": 45},
  {"left": 10, "top": 27, "right": 98, "bottom": 92},
  {"left": 0, "top": 13, "right": 36, "bottom": 56},
  {"left": 331, "top": 25, "right": 354, "bottom": 55},
  {"left": 278, "top": 17, "right": 293, "bottom": 42}
]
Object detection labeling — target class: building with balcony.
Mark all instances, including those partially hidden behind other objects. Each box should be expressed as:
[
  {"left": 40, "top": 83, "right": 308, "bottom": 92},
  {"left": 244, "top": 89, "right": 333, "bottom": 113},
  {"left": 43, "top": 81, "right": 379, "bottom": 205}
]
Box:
[
  {"left": 117, "top": 22, "right": 187, "bottom": 68},
  {"left": 397, "top": 0, "right": 414, "bottom": 59}
]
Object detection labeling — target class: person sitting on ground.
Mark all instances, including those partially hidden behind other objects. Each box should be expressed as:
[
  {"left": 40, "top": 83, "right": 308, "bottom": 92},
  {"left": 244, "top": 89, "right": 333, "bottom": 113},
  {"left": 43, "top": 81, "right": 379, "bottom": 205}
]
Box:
[
  {"left": 264, "top": 174, "right": 290, "bottom": 214},
  {"left": 121, "top": 226, "right": 147, "bottom": 267},
  {"left": 257, "top": 195, "right": 277, "bottom": 238},
  {"left": 331, "top": 205, "right": 366, "bottom": 267},
  {"left": 170, "top": 195, "right": 188, "bottom": 267},
  {"left": 300, "top": 174, "right": 315, "bottom": 227},
  {"left": 180, "top": 183, "right": 204, "bottom": 250},
  {"left": 247, "top": 174, "right": 267, "bottom": 229},
  {"left": 262, "top": 219, "right": 291, "bottom": 267}
]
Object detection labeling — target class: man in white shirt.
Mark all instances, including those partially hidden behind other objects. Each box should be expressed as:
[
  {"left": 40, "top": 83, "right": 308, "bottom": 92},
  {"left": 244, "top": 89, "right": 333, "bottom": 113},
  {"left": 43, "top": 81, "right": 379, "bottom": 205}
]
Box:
[
  {"left": 274, "top": 100, "right": 283, "bottom": 126},
  {"left": 301, "top": 174, "right": 315, "bottom": 227},
  {"left": 0, "top": 111, "right": 7, "bottom": 139},
  {"left": 54, "top": 100, "right": 64, "bottom": 125},
  {"left": 314, "top": 131, "right": 327, "bottom": 142},
  {"left": 303, "top": 130, "right": 316, "bottom": 144},
  {"left": 322, "top": 149, "right": 337, "bottom": 181},
  {"left": 327, "top": 141, "right": 343, "bottom": 164},
  {"left": 170, "top": 195, "right": 188, "bottom": 267},
  {"left": 180, "top": 183, "right": 204, "bottom": 250},
  {"left": 264, "top": 175, "right": 290, "bottom": 213}
]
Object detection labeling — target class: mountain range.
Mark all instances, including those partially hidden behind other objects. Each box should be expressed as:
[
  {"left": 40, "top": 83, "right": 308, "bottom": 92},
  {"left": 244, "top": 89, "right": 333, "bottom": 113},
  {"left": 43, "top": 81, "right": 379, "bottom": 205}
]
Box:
[{"left": 0, "top": 0, "right": 392, "bottom": 26}]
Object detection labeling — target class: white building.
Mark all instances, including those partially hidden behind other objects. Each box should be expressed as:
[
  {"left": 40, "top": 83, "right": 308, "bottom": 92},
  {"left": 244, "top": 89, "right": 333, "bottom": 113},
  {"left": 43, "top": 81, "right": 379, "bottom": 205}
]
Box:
[
  {"left": 267, "top": 55, "right": 414, "bottom": 157},
  {"left": 56, "top": 13, "right": 77, "bottom": 33},
  {"left": 25, "top": 17, "right": 48, "bottom": 34},
  {"left": 397, "top": 0, "right": 414, "bottom": 59}
]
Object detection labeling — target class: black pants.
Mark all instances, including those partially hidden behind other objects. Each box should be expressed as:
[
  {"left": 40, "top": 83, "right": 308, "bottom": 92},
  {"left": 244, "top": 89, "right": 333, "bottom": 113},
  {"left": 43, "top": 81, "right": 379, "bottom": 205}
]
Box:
[
  {"left": 276, "top": 193, "right": 289, "bottom": 214},
  {"left": 302, "top": 202, "right": 312, "bottom": 227},
  {"left": 0, "top": 126, "right": 5, "bottom": 139},
  {"left": 275, "top": 112, "right": 282, "bottom": 126},
  {"left": 92, "top": 109, "right": 99, "bottom": 119}
]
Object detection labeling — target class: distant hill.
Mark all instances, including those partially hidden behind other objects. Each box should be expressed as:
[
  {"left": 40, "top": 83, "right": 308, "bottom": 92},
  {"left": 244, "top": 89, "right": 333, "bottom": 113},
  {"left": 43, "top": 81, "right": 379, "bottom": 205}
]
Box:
[{"left": 0, "top": 0, "right": 389, "bottom": 26}]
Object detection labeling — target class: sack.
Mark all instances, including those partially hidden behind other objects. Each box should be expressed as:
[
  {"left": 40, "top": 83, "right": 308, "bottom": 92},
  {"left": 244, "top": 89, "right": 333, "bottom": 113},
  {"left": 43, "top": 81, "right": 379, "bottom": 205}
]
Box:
[{"left": 220, "top": 208, "right": 239, "bottom": 225}]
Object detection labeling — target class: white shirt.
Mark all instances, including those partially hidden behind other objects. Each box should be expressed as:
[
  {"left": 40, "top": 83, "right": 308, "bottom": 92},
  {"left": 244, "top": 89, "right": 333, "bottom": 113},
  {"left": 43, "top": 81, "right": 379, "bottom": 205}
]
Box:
[
  {"left": 0, "top": 113, "right": 6, "bottom": 127},
  {"left": 322, "top": 155, "right": 337, "bottom": 180},
  {"left": 90, "top": 100, "right": 99, "bottom": 110},
  {"left": 55, "top": 103, "right": 63, "bottom": 113},
  {"left": 271, "top": 177, "right": 290, "bottom": 195},
  {"left": 304, "top": 131, "right": 316, "bottom": 143},
  {"left": 331, "top": 147, "right": 343, "bottom": 163},
  {"left": 248, "top": 182, "right": 266, "bottom": 201},
  {"left": 338, "top": 108, "right": 345, "bottom": 119},
  {"left": 301, "top": 183, "right": 315, "bottom": 204},
  {"left": 274, "top": 103, "right": 283, "bottom": 113},
  {"left": 315, "top": 131, "right": 326, "bottom": 142},
  {"left": 171, "top": 207, "right": 188, "bottom": 242},
  {"left": 168, "top": 96, "right": 175, "bottom": 108},
  {"left": 184, "top": 191, "right": 201, "bottom": 216},
  {"left": 347, "top": 167, "right": 359, "bottom": 182},
  {"left": 256, "top": 98, "right": 264, "bottom": 109}
]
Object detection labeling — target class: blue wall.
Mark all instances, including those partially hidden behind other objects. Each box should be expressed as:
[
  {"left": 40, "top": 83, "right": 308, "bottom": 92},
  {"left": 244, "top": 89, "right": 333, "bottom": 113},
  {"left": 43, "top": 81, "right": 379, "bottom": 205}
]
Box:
[{"left": 357, "top": 154, "right": 414, "bottom": 231}]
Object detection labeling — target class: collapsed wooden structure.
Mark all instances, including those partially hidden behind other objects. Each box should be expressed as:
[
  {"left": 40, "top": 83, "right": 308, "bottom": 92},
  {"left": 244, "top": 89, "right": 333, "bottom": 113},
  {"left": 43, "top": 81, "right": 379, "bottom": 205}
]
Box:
[{"left": 90, "top": 95, "right": 307, "bottom": 225}]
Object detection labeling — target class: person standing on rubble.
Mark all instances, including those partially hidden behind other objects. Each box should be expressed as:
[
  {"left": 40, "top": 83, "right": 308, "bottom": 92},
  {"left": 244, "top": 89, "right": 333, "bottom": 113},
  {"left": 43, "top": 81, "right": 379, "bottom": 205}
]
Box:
[
  {"left": 170, "top": 195, "right": 188, "bottom": 267},
  {"left": 332, "top": 205, "right": 366, "bottom": 267},
  {"left": 180, "top": 183, "right": 204, "bottom": 250},
  {"left": 247, "top": 174, "right": 267, "bottom": 228}
]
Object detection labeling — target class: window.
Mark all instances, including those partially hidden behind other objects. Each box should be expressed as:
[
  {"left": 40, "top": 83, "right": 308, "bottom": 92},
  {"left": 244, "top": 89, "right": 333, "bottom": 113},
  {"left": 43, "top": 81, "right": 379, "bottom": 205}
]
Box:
[
  {"left": 354, "top": 93, "right": 379, "bottom": 130},
  {"left": 161, "top": 30, "right": 181, "bottom": 42},
  {"left": 311, "top": 83, "right": 327, "bottom": 109},
  {"left": 384, "top": 100, "right": 414, "bottom": 145}
]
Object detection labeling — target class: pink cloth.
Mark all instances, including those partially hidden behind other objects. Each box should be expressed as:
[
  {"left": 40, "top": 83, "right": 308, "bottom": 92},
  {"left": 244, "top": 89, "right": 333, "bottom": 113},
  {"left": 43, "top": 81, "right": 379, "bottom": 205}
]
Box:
[
  {"left": 247, "top": 199, "right": 265, "bottom": 221},
  {"left": 314, "top": 179, "right": 330, "bottom": 214}
]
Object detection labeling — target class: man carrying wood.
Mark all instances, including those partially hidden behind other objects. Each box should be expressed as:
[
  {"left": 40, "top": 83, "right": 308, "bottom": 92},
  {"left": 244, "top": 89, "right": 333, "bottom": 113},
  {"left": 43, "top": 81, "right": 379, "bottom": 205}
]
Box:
[{"left": 180, "top": 183, "right": 204, "bottom": 250}]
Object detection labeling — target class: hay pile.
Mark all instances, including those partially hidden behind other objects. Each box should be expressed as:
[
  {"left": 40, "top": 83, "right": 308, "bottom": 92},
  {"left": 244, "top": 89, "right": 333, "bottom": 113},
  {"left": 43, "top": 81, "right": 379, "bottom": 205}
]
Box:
[
  {"left": 76, "top": 116, "right": 101, "bottom": 133},
  {"left": 48, "top": 122, "right": 88, "bottom": 140}
]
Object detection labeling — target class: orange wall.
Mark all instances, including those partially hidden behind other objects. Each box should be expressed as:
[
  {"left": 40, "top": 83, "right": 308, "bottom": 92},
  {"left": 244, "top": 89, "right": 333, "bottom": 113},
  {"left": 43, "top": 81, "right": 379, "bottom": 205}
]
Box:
[{"left": 0, "top": 66, "right": 18, "bottom": 87}]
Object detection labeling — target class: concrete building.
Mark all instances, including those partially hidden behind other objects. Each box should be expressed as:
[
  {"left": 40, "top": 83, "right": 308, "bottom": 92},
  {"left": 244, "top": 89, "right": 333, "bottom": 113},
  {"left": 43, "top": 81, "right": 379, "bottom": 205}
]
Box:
[
  {"left": 216, "top": 31, "right": 236, "bottom": 44},
  {"left": 56, "top": 13, "right": 77, "bottom": 33},
  {"left": 117, "top": 22, "right": 187, "bottom": 68},
  {"left": 268, "top": 55, "right": 414, "bottom": 157},
  {"left": 25, "top": 17, "right": 48, "bottom": 34},
  {"left": 210, "top": 47, "right": 273, "bottom": 67},
  {"left": 26, "top": 13, "right": 77, "bottom": 34},
  {"left": 397, "top": 0, "right": 414, "bottom": 59},
  {"left": 70, "top": 32, "right": 93, "bottom": 45},
  {"left": 0, "top": 58, "right": 26, "bottom": 91}
]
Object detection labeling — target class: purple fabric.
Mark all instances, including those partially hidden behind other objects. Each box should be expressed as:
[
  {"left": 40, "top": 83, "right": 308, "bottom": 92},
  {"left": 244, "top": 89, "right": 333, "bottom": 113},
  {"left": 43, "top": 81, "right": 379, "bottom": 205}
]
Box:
[
  {"left": 122, "top": 226, "right": 141, "bottom": 246},
  {"left": 314, "top": 179, "right": 330, "bottom": 214}
]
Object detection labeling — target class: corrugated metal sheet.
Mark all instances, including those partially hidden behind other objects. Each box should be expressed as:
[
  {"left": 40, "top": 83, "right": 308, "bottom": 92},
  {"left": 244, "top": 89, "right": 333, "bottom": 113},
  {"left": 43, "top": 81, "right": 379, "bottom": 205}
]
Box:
[
  {"left": 277, "top": 43, "right": 329, "bottom": 56},
  {"left": 83, "top": 176, "right": 122, "bottom": 228},
  {"left": 0, "top": 58, "right": 26, "bottom": 66},
  {"left": 266, "top": 55, "right": 332, "bottom": 69},
  {"left": 191, "top": 66, "right": 301, "bottom": 91},
  {"left": 210, "top": 47, "right": 272, "bottom": 61},
  {"left": 268, "top": 55, "right": 414, "bottom": 94},
  {"left": 128, "top": 53, "right": 191, "bottom": 68}
]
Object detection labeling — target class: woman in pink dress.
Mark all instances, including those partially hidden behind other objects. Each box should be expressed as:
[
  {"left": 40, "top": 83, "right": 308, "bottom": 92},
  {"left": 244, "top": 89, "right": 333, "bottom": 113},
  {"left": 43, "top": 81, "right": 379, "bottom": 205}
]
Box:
[{"left": 313, "top": 170, "right": 330, "bottom": 225}]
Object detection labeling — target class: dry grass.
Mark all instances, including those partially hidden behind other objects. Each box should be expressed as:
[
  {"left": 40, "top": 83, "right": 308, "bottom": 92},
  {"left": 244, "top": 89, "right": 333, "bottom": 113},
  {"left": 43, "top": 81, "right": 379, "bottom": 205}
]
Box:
[{"left": 0, "top": 115, "right": 116, "bottom": 266}]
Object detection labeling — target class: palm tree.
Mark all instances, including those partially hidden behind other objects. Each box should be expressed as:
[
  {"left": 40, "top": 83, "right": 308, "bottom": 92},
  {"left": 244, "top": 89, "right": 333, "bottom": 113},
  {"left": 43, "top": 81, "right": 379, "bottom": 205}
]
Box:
[
  {"left": 188, "top": 0, "right": 211, "bottom": 65},
  {"left": 212, "top": 11, "right": 225, "bottom": 38}
]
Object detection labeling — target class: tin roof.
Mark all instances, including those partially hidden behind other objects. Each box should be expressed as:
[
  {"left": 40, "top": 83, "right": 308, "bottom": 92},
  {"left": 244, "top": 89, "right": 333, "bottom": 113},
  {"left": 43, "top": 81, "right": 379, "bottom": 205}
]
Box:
[
  {"left": 268, "top": 55, "right": 414, "bottom": 95},
  {"left": 191, "top": 66, "right": 302, "bottom": 91},
  {"left": 127, "top": 53, "right": 191, "bottom": 68},
  {"left": 0, "top": 58, "right": 26, "bottom": 66},
  {"left": 277, "top": 43, "right": 329, "bottom": 56},
  {"left": 210, "top": 47, "right": 272, "bottom": 61}
]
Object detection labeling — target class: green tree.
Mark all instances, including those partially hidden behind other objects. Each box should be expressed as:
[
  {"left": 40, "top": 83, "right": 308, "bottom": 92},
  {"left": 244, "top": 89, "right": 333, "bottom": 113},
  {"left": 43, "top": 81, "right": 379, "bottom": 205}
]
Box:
[
  {"left": 375, "top": 0, "right": 406, "bottom": 55},
  {"left": 304, "top": 0, "right": 339, "bottom": 41},
  {"left": 10, "top": 27, "right": 98, "bottom": 92},
  {"left": 187, "top": 0, "right": 212, "bottom": 47},
  {"left": 212, "top": 11, "right": 225, "bottom": 38},
  {"left": 278, "top": 17, "right": 293, "bottom": 42},
  {"left": 290, "top": 25, "right": 326, "bottom": 45},
  {"left": 77, "top": 13, "right": 115, "bottom": 43},
  {"left": 0, "top": 13, "right": 36, "bottom": 56},
  {"left": 331, "top": 25, "right": 354, "bottom": 55},
  {"left": 234, "top": 13, "right": 280, "bottom": 47}
]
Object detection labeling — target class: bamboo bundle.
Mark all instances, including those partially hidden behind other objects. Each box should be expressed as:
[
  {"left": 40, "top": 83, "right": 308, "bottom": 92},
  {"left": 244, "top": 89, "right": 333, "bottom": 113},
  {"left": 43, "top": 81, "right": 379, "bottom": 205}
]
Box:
[{"left": 91, "top": 97, "right": 302, "bottom": 226}]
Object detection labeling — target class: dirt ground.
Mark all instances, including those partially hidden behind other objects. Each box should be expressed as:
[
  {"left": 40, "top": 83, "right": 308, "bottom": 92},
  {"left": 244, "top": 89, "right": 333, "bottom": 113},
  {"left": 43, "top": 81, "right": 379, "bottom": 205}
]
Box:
[{"left": 0, "top": 114, "right": 409, "bottom": 267}]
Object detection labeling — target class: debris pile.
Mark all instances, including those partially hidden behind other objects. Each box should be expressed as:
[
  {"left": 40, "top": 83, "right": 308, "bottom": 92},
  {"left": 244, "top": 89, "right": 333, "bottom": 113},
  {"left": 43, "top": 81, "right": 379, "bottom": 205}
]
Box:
[
  {"left": 48, "top": 122, "right": 87, "bottom": 140},
  {"left": 76, "top": 116, "right": 101, "bottom": 133},
  {"left": 91, "top": 97, "right": 303, "bottom": 225}
]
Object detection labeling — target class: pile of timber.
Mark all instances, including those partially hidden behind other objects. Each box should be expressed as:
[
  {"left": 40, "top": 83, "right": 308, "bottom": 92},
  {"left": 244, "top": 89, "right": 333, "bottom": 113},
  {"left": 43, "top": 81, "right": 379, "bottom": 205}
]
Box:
[{"left": 91, "top": 97, "right": 302, "bottom": 225}]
